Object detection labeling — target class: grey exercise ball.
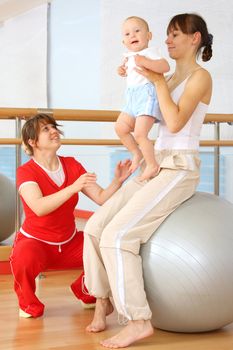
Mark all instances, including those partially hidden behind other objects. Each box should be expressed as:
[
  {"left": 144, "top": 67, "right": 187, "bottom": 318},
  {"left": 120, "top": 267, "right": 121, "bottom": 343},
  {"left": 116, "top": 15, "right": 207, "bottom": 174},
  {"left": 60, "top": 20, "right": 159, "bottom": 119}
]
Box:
[
  {"left": 0, "top": 173, "right": 16, "bottom": 242},
  {"left": 141, "top": 192, "right": 233, "bottom": 333}
]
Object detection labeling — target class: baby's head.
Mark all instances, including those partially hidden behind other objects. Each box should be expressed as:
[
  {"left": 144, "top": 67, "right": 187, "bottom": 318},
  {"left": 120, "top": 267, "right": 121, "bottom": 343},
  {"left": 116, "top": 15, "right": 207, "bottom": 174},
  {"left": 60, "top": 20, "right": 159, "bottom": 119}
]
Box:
[{"left": 122, "top": 16, "right": 152, "bottom": 52}]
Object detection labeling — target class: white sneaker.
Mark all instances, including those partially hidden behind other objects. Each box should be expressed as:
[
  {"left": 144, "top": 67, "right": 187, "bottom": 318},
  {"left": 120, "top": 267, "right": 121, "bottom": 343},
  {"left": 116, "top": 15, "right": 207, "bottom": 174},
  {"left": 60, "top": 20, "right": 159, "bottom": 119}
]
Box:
[
  {"left": 79, "top": 300, "right": 96, "bottom": 309},
  {"left": 69, "top": 286, "right": 96, "bottom": 309},
  {"left": 19, "top": 309, "right": 32, "bottom": 318}
]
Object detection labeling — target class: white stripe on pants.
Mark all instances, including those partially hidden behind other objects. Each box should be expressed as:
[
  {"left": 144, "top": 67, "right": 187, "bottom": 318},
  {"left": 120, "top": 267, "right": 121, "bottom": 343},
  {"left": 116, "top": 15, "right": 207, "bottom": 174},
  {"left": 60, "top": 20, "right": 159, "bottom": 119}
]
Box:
[{"left": 84, "top": 157, "right": 200, "bottom": 320}]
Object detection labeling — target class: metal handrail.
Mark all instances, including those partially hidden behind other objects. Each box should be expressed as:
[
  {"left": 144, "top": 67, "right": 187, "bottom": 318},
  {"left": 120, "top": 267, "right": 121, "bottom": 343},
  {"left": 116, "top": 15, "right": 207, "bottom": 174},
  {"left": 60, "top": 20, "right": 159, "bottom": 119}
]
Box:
[
  {"left": 1, "top": 138, "right": 233, "bottom": 147},
  {"left": 0, "top": 107, "right": 233, "bottom": 123}
]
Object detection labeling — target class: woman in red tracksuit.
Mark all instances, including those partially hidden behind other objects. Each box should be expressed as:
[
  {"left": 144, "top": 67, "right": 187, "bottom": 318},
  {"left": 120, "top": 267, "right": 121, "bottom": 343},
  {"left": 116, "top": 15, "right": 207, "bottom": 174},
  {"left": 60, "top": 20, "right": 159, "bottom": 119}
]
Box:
[{"left": 10, "top": 113, "right": 131, "bottom": 318}]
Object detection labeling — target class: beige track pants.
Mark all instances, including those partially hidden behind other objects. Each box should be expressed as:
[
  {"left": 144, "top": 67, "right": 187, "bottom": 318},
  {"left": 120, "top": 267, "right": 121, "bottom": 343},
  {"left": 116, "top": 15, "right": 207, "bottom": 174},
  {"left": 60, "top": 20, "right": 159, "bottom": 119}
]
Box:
[{"left": 84, "top": 150, "right": 200, "bottom": 320}]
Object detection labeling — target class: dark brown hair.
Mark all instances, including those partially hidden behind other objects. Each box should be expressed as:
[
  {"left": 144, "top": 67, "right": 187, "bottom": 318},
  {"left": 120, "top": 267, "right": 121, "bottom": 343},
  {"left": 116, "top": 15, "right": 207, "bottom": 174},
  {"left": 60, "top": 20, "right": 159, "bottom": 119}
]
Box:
[
  {"left": 167, "top": 13, "right": 213, "bottom": 61},
  {"left": 21, "top": 113, "right": 63, "bottom": 155}
]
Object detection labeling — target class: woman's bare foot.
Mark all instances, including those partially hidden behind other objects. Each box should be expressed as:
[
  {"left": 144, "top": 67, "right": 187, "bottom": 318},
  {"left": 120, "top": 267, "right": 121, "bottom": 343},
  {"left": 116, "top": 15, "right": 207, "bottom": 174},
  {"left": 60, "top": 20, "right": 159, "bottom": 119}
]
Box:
[
  {"left": 139, "top": 164, "right": 160, "bottom": 182},
  {"left": 129, "top": 152, "right": 143, "bottom": 174},
  {"left": 86, "top": 298, "right": 114, "bottom": 333},
  {"left": 100, "top": 319, "right": 154, "bottom": 348}
]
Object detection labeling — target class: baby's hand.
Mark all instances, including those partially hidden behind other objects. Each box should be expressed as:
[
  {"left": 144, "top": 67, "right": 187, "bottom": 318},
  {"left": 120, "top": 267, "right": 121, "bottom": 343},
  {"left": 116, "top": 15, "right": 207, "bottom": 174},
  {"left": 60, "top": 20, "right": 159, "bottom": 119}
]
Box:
[{"left": 117, "top": 58, "right": 128, "bottom": 77}]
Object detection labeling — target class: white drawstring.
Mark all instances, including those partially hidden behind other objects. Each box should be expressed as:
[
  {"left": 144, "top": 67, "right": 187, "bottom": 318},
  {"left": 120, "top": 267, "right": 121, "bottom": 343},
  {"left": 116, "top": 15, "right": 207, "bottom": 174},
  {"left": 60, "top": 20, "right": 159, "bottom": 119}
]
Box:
[
  {"left": 117, "top": 313, "right": 128, "bottom": 326},
  {"left": 81, "top": 274, "right": 89, "bottom": 296}
]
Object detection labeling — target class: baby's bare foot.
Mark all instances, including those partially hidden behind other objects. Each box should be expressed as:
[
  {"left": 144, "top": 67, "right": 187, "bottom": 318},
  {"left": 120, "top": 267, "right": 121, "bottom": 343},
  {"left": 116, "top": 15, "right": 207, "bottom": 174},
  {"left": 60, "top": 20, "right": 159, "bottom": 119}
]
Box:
[
  {"left": 86, "top": 298, "right": 113, "bottom": 333},
  {"left": 139, "top": 164, "right": 160, "bottom": 181},
  {"left": 129, "top": 153, "right": 143, "bottom": 174}
]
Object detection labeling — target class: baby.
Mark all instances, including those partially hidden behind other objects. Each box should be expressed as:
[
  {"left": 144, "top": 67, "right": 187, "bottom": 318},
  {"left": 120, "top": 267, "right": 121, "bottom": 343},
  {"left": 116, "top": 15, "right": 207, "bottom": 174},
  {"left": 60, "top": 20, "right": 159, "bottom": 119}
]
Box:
[{"left": 115, "top": 16, "right": 170, "bottom": 181}]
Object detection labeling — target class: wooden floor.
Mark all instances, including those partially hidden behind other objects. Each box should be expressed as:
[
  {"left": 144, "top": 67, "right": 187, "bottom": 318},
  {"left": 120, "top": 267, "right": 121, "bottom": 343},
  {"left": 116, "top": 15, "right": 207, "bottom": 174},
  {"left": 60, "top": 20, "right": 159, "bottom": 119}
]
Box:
[{"left": 1, "top": 270, "right": 233, "bottom": 350}]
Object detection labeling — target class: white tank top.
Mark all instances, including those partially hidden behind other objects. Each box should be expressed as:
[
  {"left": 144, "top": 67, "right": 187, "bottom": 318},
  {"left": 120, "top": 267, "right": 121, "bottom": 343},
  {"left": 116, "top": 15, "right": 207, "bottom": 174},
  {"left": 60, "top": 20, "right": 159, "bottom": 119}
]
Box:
[{"left": 155, "top": 77, "right": 209, "bottom": 150}]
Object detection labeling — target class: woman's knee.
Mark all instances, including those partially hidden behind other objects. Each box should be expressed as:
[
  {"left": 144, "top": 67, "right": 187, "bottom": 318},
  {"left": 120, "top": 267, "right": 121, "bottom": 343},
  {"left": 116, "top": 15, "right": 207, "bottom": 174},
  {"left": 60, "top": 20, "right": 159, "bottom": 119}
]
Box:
[
  {"left": 100, "top": 224, "right": 141, "bottom": 254},
  {"left": 11, "top": 239, "right": 46, "bottom": 269},
  {"left": 99, "top": 225, "right": 118, "bottom": 248},
  {"left": 84, "top": 214, "right": 101, "bottom": 239},
  {"left": 84, "top": 209, "right": 111, "bottom": 239}
]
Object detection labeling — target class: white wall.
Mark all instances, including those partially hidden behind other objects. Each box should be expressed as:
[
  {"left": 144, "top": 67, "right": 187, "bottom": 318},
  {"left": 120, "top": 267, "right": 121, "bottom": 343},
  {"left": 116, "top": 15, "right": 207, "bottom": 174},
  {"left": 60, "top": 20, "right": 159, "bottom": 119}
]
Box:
[
  {"left": 0, "top": 4, "right": 48, "bottom": 138},
  {"left": 49, "top": 0, "right": 101, "bottom": 110},
  {"left": 0, "top": 5, "right": 47, "bottom": 108}
]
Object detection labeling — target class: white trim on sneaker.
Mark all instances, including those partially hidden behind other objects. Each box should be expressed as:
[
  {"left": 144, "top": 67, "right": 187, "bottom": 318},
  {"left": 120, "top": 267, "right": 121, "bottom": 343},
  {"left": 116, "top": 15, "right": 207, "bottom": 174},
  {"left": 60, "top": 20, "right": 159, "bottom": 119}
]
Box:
[{"left": 19, "top": 309, "right": 32, "bottom": 318}]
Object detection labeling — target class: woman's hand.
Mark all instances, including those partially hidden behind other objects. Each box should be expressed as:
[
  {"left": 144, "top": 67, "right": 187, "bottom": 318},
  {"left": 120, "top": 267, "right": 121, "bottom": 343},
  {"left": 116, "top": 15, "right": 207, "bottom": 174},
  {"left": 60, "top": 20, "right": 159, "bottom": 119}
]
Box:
[
  {"left": 71, "top": 173, "right": 97, "bottom": 192},
  {"left": 114, "top": 159, "right": 132, "bottom": 183},
  {"left": 135, "top": 65, "right": 165, "bottom": 85},
  {"left": 20, "top": 172, "right": 97, "bottom": 217},
  {"left": 82, "top": 160, "right": 132, "bottom": 205}
]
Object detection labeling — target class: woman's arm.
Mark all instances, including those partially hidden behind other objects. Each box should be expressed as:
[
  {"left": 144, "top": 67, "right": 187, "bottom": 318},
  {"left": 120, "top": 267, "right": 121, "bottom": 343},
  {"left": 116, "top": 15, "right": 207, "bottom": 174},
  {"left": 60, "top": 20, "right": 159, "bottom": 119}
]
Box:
[
  {"left": 82, "top": 159, "right": 132, "bottom": 205},
  {"left": 21, "top": 160, "right": 131, "bottom": 215},
  {"left": 135, "top": 67, "right": 212, "bottom": 132},
  {"left": 20, "top": 173, "right": 97, "bottom": 216}
]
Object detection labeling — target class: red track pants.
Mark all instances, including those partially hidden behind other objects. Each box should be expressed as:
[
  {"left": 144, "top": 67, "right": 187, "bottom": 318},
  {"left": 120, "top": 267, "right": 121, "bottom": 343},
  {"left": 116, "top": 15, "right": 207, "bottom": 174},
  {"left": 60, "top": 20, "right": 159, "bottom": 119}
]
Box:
[{"left": 10, "top": 231, "right": 95, "bottom": 317}]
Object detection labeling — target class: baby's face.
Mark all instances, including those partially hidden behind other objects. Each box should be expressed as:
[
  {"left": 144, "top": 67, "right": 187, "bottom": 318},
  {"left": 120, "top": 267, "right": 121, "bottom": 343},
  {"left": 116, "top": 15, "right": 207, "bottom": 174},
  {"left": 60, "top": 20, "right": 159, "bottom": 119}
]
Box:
[{"left": 122, "top": 18, "right": 151, "bottom": 52}]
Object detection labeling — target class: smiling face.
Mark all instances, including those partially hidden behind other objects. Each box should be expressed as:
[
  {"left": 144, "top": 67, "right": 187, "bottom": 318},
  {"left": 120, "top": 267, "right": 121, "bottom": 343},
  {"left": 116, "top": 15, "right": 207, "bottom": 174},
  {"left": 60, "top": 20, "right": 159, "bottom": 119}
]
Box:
[
  {"left": 165, "top": 27, "right": 190, "bottom": 59},
  {"left": 35, "top": 122, "right": 61, "bottom": 152},
  {"left": 22, "top": 114, "right": 63, "bottom": 155},
  {"left": 122, "top": 17, "right": 152, "bottom": 52},
  {"left": 165, "top": 26, "right": 199, "bottom": 60},
  {"left": 165, "top": 14, "right": 204, "bottom": 61}
]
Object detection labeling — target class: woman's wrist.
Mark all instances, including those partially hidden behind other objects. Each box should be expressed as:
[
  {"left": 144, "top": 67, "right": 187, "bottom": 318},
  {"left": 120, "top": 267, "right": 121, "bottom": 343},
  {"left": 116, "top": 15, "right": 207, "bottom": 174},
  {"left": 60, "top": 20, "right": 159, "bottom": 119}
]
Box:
[
  {"left": 153, "top": 75, "right": 165, "bottom": 87},
  {"left": 68, "top": 183, "right": 77, "bottom": 195},
  {"left": 112, "top": 177, "right": 122, "bottom": 187}
]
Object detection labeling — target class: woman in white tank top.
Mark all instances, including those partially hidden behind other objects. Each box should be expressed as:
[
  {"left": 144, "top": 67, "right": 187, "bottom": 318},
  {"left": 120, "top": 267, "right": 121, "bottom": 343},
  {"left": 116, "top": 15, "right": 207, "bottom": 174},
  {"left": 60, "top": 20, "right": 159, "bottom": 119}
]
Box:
[{"left": 83, "top": 13, "right": 213, "bottom": 348}]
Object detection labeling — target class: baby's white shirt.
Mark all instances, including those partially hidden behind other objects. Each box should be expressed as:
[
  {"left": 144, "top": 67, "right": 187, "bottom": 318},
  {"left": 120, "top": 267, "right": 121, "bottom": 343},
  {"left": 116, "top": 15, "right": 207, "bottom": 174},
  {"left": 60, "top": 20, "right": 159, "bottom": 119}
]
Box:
[{"left": 123, "top": 47, "right": 161, "bottom": 87}]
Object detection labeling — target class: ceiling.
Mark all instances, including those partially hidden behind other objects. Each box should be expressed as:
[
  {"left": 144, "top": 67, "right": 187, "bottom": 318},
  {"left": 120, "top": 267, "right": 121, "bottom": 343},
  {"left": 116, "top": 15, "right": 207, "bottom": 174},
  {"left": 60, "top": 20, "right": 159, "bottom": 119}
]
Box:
[{"left": 0, "top": 0, "right": 51, "bottom": 23}]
